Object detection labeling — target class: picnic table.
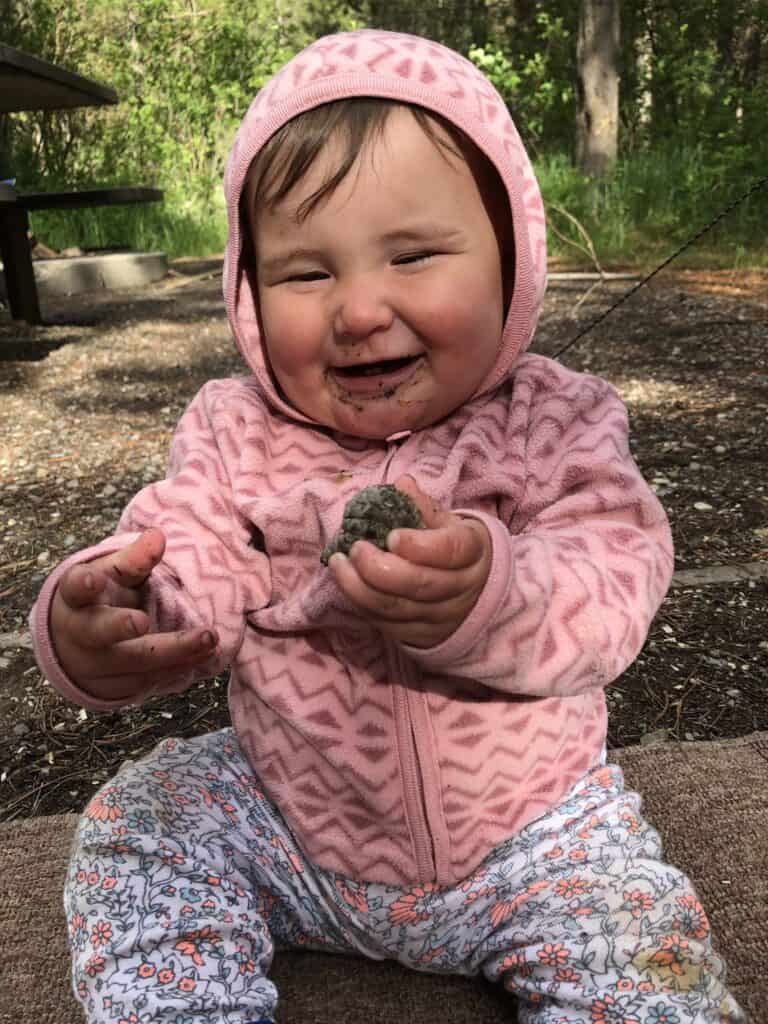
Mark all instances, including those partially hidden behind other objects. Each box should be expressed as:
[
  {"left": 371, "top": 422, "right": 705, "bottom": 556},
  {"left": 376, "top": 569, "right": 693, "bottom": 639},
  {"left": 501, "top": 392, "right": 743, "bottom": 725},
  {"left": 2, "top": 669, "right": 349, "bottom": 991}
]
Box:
[{"left": 0, "top": 43, "right": 163, "bottom": 324}]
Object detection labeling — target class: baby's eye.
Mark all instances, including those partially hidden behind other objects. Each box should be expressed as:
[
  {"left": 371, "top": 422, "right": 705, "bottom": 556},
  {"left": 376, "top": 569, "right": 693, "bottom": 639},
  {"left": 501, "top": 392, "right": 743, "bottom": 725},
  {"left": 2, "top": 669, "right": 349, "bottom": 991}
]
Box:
[
  {"left": 286, "top": 270, "right": 329, "bottom": 283},
  {"left": 393, "top": 251, "right": 435, "bottom": 266}
]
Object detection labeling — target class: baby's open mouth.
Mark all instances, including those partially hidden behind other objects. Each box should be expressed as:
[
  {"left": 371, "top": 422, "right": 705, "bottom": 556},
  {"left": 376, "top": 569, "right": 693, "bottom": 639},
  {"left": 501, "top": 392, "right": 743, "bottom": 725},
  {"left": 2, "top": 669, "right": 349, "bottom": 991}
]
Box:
[{"left": 333, "top": 356, "right": 419, "bottom": 377}]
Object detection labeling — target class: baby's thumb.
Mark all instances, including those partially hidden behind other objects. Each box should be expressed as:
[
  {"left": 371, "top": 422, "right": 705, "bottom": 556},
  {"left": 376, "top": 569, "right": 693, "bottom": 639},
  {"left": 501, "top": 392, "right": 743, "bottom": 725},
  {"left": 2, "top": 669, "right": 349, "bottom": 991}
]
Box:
[{"left": 393, "top": 476, "right": 447, "bottom": 529}]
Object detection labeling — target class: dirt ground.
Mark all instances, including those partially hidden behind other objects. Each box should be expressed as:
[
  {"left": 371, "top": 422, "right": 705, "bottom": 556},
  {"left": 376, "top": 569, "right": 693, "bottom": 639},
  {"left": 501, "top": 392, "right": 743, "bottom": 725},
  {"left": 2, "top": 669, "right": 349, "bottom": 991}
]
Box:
[{"left": 1, "top": 261, "right": 766, "bottom": 822}]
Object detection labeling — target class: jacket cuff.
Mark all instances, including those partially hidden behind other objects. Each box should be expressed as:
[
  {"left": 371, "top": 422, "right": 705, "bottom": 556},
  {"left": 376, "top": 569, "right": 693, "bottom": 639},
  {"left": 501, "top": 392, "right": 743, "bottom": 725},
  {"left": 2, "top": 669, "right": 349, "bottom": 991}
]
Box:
[
  {"left": 398, "top": 510, "right": 511, "bottom": 670},
  {"left": 29, "top": 534, "right": 151, "bottom": 711}
]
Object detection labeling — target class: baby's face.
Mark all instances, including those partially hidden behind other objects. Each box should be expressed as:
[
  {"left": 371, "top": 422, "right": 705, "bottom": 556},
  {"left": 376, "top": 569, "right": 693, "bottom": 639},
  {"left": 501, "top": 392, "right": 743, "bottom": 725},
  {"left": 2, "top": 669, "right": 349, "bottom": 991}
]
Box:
[{"left": 250, "top": 107, "right": 505, "bottom": 440}]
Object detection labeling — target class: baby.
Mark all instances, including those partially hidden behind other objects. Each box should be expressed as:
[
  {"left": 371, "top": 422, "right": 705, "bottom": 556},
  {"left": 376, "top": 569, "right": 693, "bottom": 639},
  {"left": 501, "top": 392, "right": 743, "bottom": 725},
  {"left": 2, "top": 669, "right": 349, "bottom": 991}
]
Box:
[{"left": 31, "top": 29, "right": 743, "bottom": 1024}]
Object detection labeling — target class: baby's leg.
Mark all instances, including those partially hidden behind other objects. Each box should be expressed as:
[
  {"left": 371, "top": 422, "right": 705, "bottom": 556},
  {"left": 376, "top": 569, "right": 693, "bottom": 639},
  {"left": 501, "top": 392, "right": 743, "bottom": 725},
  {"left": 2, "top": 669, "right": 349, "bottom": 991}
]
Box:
[
  {"left": 465, "top": 764, "right": 745, "bottom": 1023},
  {"left": 64, "top": 728, "right": 353, "bottom": 1024}
]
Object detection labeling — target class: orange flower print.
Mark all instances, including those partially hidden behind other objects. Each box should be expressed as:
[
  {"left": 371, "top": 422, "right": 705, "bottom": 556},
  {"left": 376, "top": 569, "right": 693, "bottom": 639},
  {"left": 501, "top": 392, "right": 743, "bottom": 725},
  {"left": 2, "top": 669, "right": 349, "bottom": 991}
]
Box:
[
  {"left": 577, "top": 814, "right": 601, "bottom": 840},
  {"left": 620, "top": 809, "right": 641, "bottom": 835},
  {"left": 197, "top": 784, "right": 215, "bottom": 808},
  {"left": 616, "top": 978, "right": 634, "bottom": 992},
  {"left": 591, "top": 994, "right": 640, "bottom": 1024},
  {"left": 84, "top": 954, "right": 106, "bottom": 977},
  {"left": 649, "top": 934, "right": 692, "bottom": 976},
  {"left": 174, "top": 925, "right": 223, "bottom": 967},
  {"left": 537, "top": 943, "right": 570, "bottom": 967},
  {"left": 87, "top": 872, "right": 100, "bottom": 887},
  {"left": 101, "top": 876, "right": 118, "bottom": 891},
  {"left": 178, "top": 976, "right": 196, "bottom": 993},
  {"left": 91, "top": 920, "right": 113, "bottom": 948},
  {"left": 419, "top": 943, "right": 448, "bottom": 965},
  {"left": 568, "top": 846, "right": 588, "bottom": 863},
  {"left": 389, "top": 890, "right": 431, "bottom": 926},
  {"left": 69, "top": 911, "right": 87, "bottom": 941},
  {"left": 489, "top": 881, "right": 550, "bottom": 928},
  {"left": 554, "top": 965, "right": 582, "bottom": 984},
  {"left": 637, "top": 981, "right": 655, "bottom": 994},
  {"left": 500, "top": 959, "right": 534, "bottom": 985},
  {"left": 498, "top": 951, "right": 526, "bottom": 972},
  {"left": 235, "top": 946, "right": 256, "bottom": 975},
  {"left": 572, "top": 903, "right": 599, "bottom": 917},
  {"left": 545, "top": 845, "right": 563, "bottom": 861},
  {"left": 157, "top": 968, "right": 175, "bottom": 985},
  {"left": 137, "top": 962, "right": 156, "bottom": 980},
  {"left": 459, "top": 867, "right": 488, "bottom": 891},
  {"left": 336, "top": 879, "right": 369, "bottom": 914},
  {"left": 85, "top": 787, "right": 124, "bottom": 823},
  {"left": 622, "top": 889, "right": 654, "bottom": 918},
  {"left": 673, "top": 894, "right": 710, "bottom": 940},
  {"left": 555, "top": 876, "right": 590, "bottom": 899},
  {"left": 592, "top": 767, "right": 614, "bottom": 789},
  {"left": 118, "top": 1013, "right": 140, "bottom": 1024}
]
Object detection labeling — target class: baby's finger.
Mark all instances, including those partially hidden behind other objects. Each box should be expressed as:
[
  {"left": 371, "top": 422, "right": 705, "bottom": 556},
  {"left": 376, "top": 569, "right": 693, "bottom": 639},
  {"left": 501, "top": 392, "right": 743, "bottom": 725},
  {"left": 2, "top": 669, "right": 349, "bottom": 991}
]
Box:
[
  {"left": 388, "top": 520, "right": 485, "bottom": 570},
  {"left": 57, "top": 563, "right": 108, "bottom": 609},
  {"left": 71, "top": 604, "right": 151, "bottom": 650},
  {"left": 103, "top": 528, "right": 166, "bottom": 589},
  {"left": 331, "top": 551, "right": 441, "bottom": 622},
  {"left": 347, "top": 541, "right": 462, "bottom": 602},
  {"left": 85, "top": 627, "right": 218, "bottom": 677}
]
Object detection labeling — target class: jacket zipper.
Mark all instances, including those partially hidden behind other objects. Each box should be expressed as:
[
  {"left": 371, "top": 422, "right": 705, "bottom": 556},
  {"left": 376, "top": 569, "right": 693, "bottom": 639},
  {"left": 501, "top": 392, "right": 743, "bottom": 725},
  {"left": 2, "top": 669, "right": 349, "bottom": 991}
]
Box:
[
  {"left": 381, "top": 442, "right": 435, "bottom": 878},
  {"left": 388, "top": 642, "right": 435, "bottom": 880}
]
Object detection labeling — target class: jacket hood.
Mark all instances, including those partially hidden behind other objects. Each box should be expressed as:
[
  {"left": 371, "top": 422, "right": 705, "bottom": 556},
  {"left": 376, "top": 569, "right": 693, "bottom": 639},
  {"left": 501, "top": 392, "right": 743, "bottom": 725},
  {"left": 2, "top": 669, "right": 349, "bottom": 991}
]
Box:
[{"left": 222, "top": 29, "right": 547, "bottom": 429}]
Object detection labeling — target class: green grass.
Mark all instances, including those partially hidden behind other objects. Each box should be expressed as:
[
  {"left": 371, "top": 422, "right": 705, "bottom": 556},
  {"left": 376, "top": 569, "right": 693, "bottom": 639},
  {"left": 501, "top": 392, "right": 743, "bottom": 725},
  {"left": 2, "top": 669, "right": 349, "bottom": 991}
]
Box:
[
  {"left": 538, "top": 143, "right": 768, "bottom": 270},
  {"left": 29, "top": 197, "right": 227, "bottom": 260},
  {"left": 26, "top": 143, "right": 768, "bottom": 270}
]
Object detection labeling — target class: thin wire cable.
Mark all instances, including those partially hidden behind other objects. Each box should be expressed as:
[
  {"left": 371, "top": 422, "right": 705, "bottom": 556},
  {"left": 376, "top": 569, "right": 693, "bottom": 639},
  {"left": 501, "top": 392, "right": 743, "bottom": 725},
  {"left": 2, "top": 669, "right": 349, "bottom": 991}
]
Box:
[{"left": 551, "top": 174, "right": 768, "bottom": 361}]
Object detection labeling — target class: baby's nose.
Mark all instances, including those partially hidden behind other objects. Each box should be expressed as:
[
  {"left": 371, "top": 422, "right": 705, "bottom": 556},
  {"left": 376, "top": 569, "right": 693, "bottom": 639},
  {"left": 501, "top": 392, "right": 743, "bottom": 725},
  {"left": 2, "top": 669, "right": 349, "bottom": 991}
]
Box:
[{"left": 333, "top": 278, "right": 394, "bottom": 340}]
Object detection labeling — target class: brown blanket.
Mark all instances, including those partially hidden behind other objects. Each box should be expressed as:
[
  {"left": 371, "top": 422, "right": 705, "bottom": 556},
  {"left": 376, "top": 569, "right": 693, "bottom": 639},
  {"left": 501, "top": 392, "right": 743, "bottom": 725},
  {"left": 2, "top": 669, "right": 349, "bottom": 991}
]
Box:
[{"left": 1, "top": 733, "right": 766, "bottom": 1023}]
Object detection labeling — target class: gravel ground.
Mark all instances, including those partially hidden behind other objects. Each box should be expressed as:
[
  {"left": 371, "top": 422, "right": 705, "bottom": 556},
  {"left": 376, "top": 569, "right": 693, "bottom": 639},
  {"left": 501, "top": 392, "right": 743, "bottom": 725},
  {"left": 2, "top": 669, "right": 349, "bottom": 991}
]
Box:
[{"left": 1, "top": 261, "right": 766, "bottom": 821}]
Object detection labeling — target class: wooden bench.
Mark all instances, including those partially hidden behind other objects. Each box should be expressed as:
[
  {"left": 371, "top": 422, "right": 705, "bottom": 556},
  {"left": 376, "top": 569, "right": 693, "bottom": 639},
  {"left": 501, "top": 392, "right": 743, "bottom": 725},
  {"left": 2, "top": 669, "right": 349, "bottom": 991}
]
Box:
[{"left": 0, "top": 184, "right": 163, "bottom": 324}]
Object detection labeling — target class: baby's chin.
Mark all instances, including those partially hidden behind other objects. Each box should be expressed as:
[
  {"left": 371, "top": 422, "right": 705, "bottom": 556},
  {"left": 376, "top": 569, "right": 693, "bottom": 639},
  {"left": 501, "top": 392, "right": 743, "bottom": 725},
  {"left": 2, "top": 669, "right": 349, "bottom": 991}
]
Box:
[
  {"left": 325, "top": 402, "right": 433, "bottom": 441},
  {"left": 286, "top": 386, "right": 440, "bottom": 440}
]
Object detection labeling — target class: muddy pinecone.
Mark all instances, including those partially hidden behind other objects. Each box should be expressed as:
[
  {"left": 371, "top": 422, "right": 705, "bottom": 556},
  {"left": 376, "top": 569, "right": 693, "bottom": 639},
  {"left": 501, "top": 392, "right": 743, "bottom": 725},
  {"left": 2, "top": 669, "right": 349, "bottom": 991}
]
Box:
[{"left": 321, "top": 484, "right": 425, "bottom": 565}]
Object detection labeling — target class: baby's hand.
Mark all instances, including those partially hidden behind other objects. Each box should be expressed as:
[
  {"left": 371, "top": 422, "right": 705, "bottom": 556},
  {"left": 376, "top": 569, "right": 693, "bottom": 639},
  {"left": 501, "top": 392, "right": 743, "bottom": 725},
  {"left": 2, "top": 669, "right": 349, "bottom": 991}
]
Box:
[
  {"left": 50, "top": 529, "right": 217, "bottom": 699},
  {"left": 329, "top": 476, "right": 491, "bottom": 648}
]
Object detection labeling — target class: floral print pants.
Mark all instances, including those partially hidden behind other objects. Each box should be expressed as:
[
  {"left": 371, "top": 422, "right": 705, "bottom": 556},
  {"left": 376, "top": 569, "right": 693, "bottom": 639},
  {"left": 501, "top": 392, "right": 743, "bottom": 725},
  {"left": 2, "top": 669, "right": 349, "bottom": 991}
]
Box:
[{"left": 65, "top": 728, "right": 743, "bottom": 1024}]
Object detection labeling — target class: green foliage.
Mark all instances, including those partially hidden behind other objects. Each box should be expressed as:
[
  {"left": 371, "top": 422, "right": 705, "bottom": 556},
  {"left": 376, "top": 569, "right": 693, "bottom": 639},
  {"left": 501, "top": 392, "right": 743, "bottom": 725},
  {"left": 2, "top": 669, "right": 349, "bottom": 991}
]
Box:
[
  {"left": 538, "top": 141, "right": 767, "bottom": 268},
  {"left": 469, "top": 5, "right": 575, "bottom": 148},
  {"left": 1, "top": 0, "right": 765, "bottom": 265},
  {"left": 1, "top": 0, "right": 363, "bottom": 253}
]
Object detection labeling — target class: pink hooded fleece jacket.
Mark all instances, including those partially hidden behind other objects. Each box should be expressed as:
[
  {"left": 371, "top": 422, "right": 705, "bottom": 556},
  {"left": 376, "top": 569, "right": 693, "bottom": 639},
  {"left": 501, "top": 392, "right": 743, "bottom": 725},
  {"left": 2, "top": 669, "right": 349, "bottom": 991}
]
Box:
[{"left": 31, "top": 30, "right": 674, "bottom": 886}]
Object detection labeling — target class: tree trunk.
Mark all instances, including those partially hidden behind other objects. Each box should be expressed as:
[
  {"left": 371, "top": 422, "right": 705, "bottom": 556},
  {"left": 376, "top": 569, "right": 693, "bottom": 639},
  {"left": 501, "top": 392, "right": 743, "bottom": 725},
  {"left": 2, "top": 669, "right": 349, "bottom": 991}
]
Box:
[{"left": 576, "top": 0, "right": 620, "bottom": 177}]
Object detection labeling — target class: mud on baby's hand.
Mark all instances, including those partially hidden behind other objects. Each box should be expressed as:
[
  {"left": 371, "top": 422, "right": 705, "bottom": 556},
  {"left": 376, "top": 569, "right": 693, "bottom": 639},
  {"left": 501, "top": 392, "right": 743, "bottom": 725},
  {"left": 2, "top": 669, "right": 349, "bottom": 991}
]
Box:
[
  {"left": 49, "top": 529, "right": 218, "bottom": 698},
  {"left": 327, "top": 476, "right": 492, "bottom": 648}
]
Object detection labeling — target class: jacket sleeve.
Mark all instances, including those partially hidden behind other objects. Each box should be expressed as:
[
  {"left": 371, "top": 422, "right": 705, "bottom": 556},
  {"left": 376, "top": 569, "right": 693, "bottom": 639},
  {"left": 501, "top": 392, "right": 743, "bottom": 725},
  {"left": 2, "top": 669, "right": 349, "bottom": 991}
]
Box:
[
  {"left": 401, "top": 368, "right": 673, "bottom": 697},
  {"left": 30, "top": 379, "right": 272, "bottom": 711}
]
